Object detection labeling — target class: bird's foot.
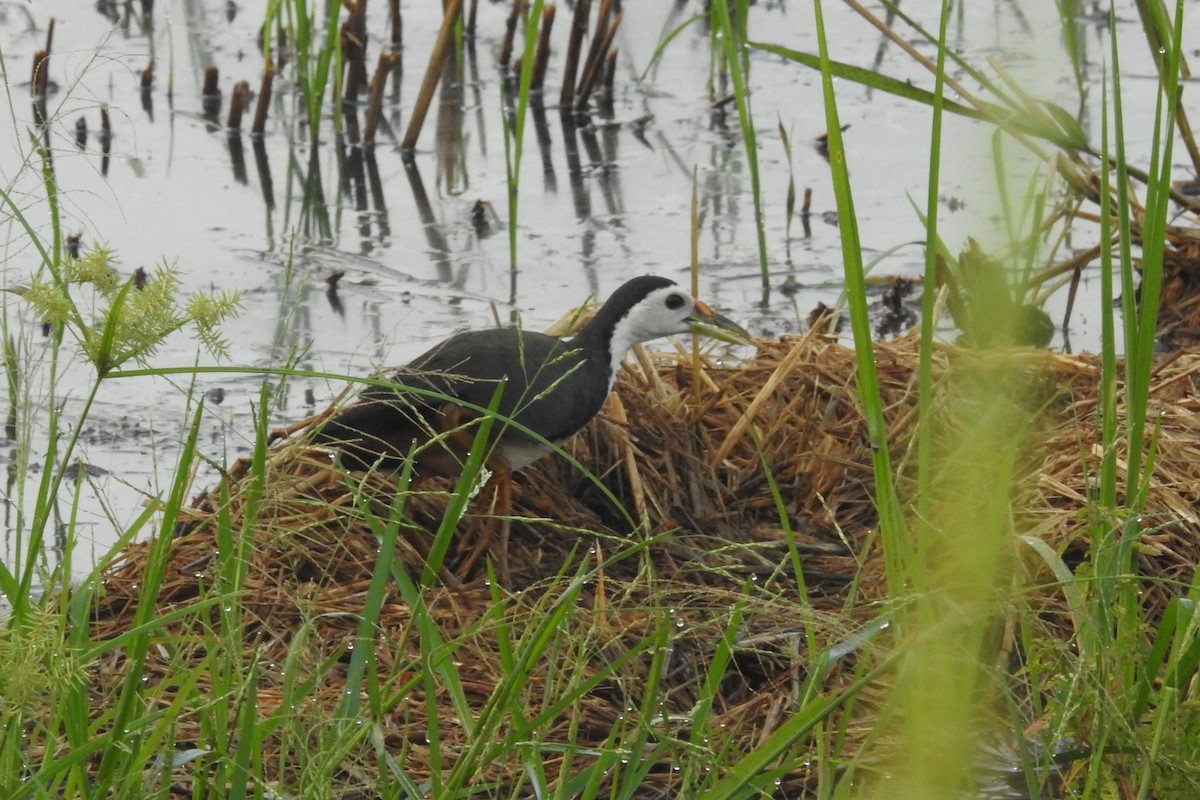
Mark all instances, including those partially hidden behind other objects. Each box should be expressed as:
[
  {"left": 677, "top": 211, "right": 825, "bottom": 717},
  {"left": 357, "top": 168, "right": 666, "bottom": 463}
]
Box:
[{"left": 454, "top": 514, "right": 511, "bottom": 583}]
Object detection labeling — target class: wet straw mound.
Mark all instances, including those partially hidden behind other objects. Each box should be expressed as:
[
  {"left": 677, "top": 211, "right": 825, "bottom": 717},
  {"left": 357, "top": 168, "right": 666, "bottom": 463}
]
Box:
[
  {"left": 1156, "top": 222, "right": 1200, "bottom": 347},
  {"left": 89, "top": 332, "right": 1200, "bottom": 794}
]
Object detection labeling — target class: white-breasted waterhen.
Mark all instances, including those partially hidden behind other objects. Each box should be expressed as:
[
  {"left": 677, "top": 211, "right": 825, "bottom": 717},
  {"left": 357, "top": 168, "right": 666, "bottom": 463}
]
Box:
[{"left": 312, "top": 275, "right": 748, "bottom": 574}]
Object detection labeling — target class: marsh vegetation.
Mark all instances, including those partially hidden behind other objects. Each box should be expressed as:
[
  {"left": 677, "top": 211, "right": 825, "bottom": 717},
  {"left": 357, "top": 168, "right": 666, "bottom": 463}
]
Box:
[{"left": 4, "top": 1, "right": 1200, "bottom": 797}]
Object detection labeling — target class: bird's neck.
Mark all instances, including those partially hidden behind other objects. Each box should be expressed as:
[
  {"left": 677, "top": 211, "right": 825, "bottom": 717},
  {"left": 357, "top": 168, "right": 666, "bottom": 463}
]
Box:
[{"left": 571, "top": 315, "right": 635, "bottom": 392}]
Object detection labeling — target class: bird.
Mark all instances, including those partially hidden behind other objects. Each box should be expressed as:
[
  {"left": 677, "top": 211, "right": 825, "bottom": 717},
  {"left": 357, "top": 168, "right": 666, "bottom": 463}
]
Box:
[{"left": 311, "top": 275, "right": 748, "bottom": 573}]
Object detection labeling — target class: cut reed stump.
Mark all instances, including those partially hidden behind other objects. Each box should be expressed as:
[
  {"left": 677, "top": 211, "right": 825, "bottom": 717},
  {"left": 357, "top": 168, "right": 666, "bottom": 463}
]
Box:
[{"left": 88, "top": 332, "right": 1200, "bottom": 796}]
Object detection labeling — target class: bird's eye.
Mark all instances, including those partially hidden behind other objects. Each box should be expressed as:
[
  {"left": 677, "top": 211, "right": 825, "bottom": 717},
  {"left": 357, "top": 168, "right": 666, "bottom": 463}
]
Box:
[{"left": 664, "top": 293, "right": 686, "bottom": 310}]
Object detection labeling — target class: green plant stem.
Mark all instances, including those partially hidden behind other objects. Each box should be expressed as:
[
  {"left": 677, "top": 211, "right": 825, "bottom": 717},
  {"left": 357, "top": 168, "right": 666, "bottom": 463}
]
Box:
[
  {"left": 916, "top": 1, "right": 951, "bottom": 524},
  {"left": 502, "top": 0, "right": 545, "bottom": 274},
  {"left": 810, "top": 0, "right": 908, "bottom": 591},
  {"left": 711, "top": 0, "right": 769, "bottom": 289}
]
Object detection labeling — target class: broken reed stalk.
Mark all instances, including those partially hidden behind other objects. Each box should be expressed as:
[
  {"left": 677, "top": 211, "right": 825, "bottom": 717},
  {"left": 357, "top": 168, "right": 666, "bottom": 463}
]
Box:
[
  {"left": 341, "top": 0, "right": 369, "bottom": 106},
  {"left": 575, "top": 9, "right": 622, "bottom": 108},
  {"left": 252, "top": 61, "right": 274, "bottom": 136},
  {"left": 559, "top": 0, "right": 591, "bottom": 108},
  {"left": 466, "top": 0, "right": 478, "bottom": 36},
  {"left": 31, "top": 18, "right": 53, "bottom": 97},
  {"left": 388, "top": 0, "right": 402, "bottom": 47},
  {"left": 202, "top": 65, "right": 219, "bottom": 96},
  {"left": 530, "top": 5, "right": 556, "bottom": 92},
  {"left": 601, "top": 48, "right": 617, "bottom": 99},
  {"left": 201, "top": 65, "right": 221, "bottom": 119},
  {"left": 32, "top": 50, "right": 49, "bottom": 97},
  {"left": 227, "top": 80, "right": 250, "bottom": 130},
  {"left": 364, "top": 52, "right": 403, "bottom": 145},
  {"left": 575, "top": 0, "right": 613, "bottom": 104},
  {"left": 498, "top": 0, "right": 521, "bottom": 69},
  {"left": 401, "top": 0, "right": 463, "bottom": 154}
]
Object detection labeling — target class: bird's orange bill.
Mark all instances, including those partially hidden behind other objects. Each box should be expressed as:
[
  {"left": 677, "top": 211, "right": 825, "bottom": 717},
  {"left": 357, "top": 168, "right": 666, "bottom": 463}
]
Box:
[{"left": 688, "top": 299, "right": 752, "bottom": 345}]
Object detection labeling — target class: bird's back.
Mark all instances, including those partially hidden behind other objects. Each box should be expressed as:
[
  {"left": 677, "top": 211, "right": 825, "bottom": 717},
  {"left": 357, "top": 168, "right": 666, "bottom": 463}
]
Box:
[{"left": 314, "top": 327, "right": 610, "bottom": 472}]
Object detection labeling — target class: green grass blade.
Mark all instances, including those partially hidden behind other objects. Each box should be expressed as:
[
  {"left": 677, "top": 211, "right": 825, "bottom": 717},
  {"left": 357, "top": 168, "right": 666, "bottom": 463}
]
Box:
[
  {"left": 711, "top": 0, "right": 769, "bottom": 288},
  {"left": 809, "top": 0, "right": 908, "bottom": 590},
  {"left": 748, "top": 41, "right": 1086, "bottom": 152},
  {"left": 502, "top": 0, "right": 545, "bottom": 273},
  {"left": 339, "top": 457, "right": 412, "bottom": 719},
  {"left": 916, "top": 1, "right": 952, "bottom": 523},
  {"left": 91, "top": 400, "right": 206, "bottom": 787},
  {"left": 695, "top": 653, "right": 893, "bottom": 800}
]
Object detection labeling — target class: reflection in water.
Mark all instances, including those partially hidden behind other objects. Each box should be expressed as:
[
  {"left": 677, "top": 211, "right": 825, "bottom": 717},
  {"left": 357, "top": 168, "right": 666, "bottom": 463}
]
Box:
[
  {"left": 866, "top": 2, "right": 900, "bottom": 99},
  {"left": 388, "top": 50, "right": 404, "bottom": 140},
  {"left": 580, "top": 118, "right": 621, "bottom": 219},
  {"left": 270, "top": 259, "right": 314, "bottom": 373},
  {"left": 252, "top": 139, "right": 275, "bottom": 212},
  {"left": 560, "top": 111, "right": 597, "bottom": 293},
  {"left": 561, "top": 111, "right": 590, "bottom": 220},
  {"left": 98, "top": 105, "right": 112, "bottom": 178},
  {"left": 531, "top": 99, "right": 557, "bottom": 195},
  {"left": 436, "top": 55, "right": 468, "bottom": 197},
  {"left": 296, "top": 146, "right": 332, "bottom": 244},
  {"left": 229, "top": 134, "right": 248, "bottom": 185},
  {"left": 141, "top": 78, "right": 154, "bottom": 121},
  {"left": 325, "top": 271, "right": 346, "bottom": 318},
  {"left": 578, "top": 108, "right": 634, "bottom": 277},
  {"left": 465, "top": 37, "right": 487, "bottom": 160},
  {"left": 403, "top": 158, "right": 455, "bottom": 284},
  {"left": 342, "top": 134, "right": 370, "bottom": 249},
  {"left": 365, "top": 150, "right": 389, "bottom": 242},
  {"left": 337, "top": 109, "right": 391, "bottom": 257}
]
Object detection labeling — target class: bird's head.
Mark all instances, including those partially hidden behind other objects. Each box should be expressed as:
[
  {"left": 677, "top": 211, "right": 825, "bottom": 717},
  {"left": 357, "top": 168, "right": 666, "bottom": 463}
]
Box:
[{"left": 604, "top": 276, "right": 751, "bottom": 348}]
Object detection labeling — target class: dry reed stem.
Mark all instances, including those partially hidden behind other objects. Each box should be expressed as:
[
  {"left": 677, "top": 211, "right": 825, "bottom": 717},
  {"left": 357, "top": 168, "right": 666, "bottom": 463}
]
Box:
[
  {"left": 530, "top": 5, "right": 556, "bottom": 91},
  {"left": 227, "top": 80, "right": 249, "bottom": 130},
  {"left": 401, "top": 0, "right": 463, "bottom": 153},
  {"left": 574, "top": 8, "right": 621, "bottom": 108},
  {"left": 364, "top": 51, "right": 403, "bottom": 144},
  {"left": 251, "top": 60, "right": 274, "bottom": 136},
  {"left": 498, "top": 0, "right": 520, "bottom": 69},
  {"left": 559, "top": 0, "right": 591, "bottom": 107}
]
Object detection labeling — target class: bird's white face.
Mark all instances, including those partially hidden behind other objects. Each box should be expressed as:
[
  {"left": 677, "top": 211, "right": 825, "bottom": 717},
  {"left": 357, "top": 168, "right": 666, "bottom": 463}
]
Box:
[
  {"left": 598, "top": 282, "right": 748, "bottom": 390},
  {"left": 617, "top": 285, "right": 699, "bottom": 343}
]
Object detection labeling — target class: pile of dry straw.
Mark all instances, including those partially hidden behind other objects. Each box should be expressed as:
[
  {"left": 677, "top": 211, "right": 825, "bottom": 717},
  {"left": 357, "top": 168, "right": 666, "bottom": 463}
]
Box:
[{"left": 90, "top": 329, "right": 1200, "bottom": 794}]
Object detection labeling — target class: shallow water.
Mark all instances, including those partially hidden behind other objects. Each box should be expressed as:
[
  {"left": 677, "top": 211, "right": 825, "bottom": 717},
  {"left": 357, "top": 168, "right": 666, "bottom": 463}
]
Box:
[{"left": 0, "top": 0, "right": 1191, "bottom": 573}]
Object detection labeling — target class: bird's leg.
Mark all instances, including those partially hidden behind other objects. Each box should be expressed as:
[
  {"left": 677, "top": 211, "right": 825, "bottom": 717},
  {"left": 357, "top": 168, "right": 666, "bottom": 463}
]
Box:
[
  {"left": 492, "top": 466, "right": 512, "bottom": 582},
  {"left": 401, "top": 522, "right": 463, "bottom": 589},
  {"left": 438, "top": 402, "right": 512, "bottom": 580},
  {"left": 455, "top": 460, "right": 512, "bottom": 582},
  {"left": 267, "top": 406, "right": 338, "bottom": 445},
  {"left": 268, "top": 385, "right": 355, "bottom": 445}
]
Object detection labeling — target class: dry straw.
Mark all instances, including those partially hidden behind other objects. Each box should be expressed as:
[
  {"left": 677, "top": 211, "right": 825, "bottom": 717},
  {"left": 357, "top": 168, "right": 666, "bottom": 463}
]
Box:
[{"left": 89, "top": 330, "right": 1200, "bottom": 794}]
